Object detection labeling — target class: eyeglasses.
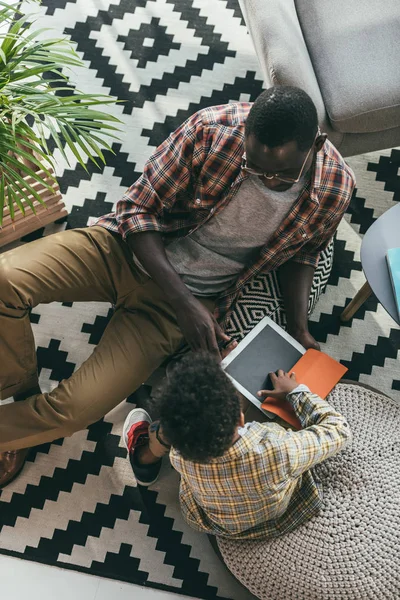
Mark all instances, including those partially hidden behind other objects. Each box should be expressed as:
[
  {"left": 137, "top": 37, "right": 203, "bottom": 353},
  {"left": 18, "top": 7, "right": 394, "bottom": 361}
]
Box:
[{"left": 241, "top": 131, "right": 320, "bottom": 184}]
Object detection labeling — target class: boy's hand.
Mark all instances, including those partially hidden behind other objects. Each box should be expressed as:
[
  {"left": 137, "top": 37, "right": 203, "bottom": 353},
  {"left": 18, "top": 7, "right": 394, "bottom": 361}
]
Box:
[{"left": 257, "top": 370, "right": 298, "bottom": 402}]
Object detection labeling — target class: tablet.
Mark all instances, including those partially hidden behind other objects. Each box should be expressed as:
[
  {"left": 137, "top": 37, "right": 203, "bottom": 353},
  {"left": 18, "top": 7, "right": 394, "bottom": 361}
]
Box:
[{"left": 221, "top": 316, "right": 306, "bottom": 416}]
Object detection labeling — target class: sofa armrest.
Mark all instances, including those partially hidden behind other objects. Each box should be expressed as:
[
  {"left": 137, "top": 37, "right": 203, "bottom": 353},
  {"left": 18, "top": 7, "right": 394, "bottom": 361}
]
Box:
[{"left": 239, "top": 0, "right": 332, "bottom": 131}]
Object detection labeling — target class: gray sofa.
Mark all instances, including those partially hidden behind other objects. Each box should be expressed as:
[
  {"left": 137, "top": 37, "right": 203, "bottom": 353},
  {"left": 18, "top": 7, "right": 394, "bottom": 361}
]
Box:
[{"left": 239, "top": 0, "right": 400, "bottom": 156}]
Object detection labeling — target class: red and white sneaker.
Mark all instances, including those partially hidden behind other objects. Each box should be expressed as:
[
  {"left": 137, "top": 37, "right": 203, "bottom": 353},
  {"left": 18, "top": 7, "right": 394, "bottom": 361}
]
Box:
[{"left": 123, "top": 408, "right": 161, "bottom": 486}]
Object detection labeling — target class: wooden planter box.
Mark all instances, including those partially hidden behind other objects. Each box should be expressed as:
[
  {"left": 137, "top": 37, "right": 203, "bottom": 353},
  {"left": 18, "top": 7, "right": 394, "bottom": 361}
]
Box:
[{"left": 0, "top": 167, "right": 68, "bottom": 248}]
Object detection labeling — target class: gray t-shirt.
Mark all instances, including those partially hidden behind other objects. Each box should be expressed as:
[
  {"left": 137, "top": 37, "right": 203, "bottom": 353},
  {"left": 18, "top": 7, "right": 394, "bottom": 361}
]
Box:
[{"left": 165, "top": 174, "right": 306, "bottom": 296}]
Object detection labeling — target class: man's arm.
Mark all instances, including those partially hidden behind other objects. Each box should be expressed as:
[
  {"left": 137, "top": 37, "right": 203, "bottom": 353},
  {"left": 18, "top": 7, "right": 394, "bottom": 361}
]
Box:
[
  {"left": 282, "top": 167, "right": 356, "bottom": 349},
  {"left": 279, "top": 261, "right": 318, "bottom": 350},
  {"left": 116, "top": 112, "right": 230, "bottom": 357},
  {"left": 280, "top": 214, "right": 342, "bottom": 350},
  {"left": 115, "top": 110, "right": 206, "bottom": 239},
  {"left": 128, "top": 232, "right": 230, "bottom": 357},
  {"left": 279, "top": 219, "right": 338, "bottom": 351}
]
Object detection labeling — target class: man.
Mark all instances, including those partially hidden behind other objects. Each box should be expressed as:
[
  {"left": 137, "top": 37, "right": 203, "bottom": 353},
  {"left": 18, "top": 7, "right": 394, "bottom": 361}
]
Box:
[{"left": 0, "top": 86, "right": 355, "bottom": 487}]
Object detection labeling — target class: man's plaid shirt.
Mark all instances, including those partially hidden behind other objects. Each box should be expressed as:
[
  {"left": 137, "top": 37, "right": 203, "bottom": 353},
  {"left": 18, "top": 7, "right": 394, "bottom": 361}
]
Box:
[
  {"left": 96, "top": 103, "right": 355, "bottom": 326},
  {"left": 169, "top": 387, "right": 351, "bottom": 540}
]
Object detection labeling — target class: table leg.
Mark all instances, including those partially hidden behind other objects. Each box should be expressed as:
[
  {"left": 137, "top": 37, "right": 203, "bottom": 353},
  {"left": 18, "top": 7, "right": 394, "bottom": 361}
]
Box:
[{"left": 340, "top": 281, "right": 373, "bottom": 322}]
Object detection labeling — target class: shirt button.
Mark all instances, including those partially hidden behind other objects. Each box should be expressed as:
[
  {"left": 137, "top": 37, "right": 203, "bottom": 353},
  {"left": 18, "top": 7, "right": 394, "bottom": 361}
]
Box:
[
  {"left": 195, "top": 198, "right": 201, "bottom": 205},
  {"left": 210, "top": 208, "right": 215, "bottom": 214},
  {"left": 302, "top": 233, "right": 307, "bottom": 238}
]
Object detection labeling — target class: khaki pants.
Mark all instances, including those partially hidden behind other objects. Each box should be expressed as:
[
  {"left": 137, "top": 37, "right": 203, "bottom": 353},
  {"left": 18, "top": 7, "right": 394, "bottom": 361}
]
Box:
[{"left": 0, "top": 226, "right": 215, "bottom": 452}]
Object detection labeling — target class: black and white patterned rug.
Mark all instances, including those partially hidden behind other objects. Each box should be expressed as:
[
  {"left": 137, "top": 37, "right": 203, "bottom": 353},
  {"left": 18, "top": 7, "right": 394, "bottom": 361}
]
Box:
[{"left": 0, "top": 1, "right": 399, "bottom": 599}]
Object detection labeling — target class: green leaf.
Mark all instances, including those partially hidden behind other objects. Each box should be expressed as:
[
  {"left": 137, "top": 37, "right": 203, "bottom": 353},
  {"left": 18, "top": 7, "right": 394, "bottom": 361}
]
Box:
[
  {"left": 2, "top": 154, "right": 55, "bottom": 194},
  {"left": 59, "top": 109, "right": 121, "bottom": 123},
  {"left": 79, "top": 130, "right": 105, "bottom": 163},
  {"left": 68, "top": 122, "right": 120, "bottom": 133},
  {"left": 2, "top": 140, "right": 54, "bottom": 181},
  {"left": 3, "top": 164, "right": 52, "bottom": 207},
  {"left": 6, "top": 125, "right": 51, "bottom": 163},
  {"left": 4, "top": 172, "right": 26, "bottom": 216},
  {"left": 71, "top": 128, "right": 101, "bottom": 166},
  {"left": 58, "top": 123, "right": 88, "bottom": 169},
  {"left": 35, "top": 119, "right": 50, "bottom": 155},
  {"left": 10, "top": 66, "right": 64, "bottom": 82},
  {"left": 43, "top": 117, "right": 69, "bottom": 164},
  {"left": 11, "top": 110, "right": 18, "bottom": 136},
  {"left": 1, "top": 18, "right": 26, "bottom": 56},
  {"left": 4, "top": 166, "right": 39, "bottom": 211},
  {"left": 82, "top": 132, "right": 115, "bottom": 154},
  {"left": 65, "top": 123, "right": 105, "bottom": 168},
  {"left": 6, "top": 179, "right": 14, "bottom": 220}
]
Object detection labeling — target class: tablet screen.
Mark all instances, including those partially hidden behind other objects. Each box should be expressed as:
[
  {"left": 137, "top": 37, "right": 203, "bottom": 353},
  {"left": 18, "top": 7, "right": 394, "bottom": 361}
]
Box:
[{"left": 224, "top": 324, "right": 303, "bottom": 398}]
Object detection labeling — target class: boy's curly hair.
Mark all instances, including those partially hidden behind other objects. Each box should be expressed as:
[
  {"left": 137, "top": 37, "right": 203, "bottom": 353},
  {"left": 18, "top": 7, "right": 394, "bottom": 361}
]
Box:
[{"left": 159, "top": 352, "right": 241, "bottom": 463}]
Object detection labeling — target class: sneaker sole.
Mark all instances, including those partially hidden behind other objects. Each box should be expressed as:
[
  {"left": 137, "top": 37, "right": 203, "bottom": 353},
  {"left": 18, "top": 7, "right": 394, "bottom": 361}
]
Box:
[
  {"left": 123, "top": 408, "right": 160, "bottom": 487},
  {"left": 134, "top": 471, "right": 160, "bottom": 487}
]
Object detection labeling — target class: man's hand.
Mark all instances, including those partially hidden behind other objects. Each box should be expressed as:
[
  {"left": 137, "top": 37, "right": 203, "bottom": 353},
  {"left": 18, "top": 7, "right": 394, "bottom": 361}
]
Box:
[
  {"left": 175, "top": 295, "right": 230, "bottom": 359},
  {"left": 221, "top": 339, "right": 238, "bottom": 359},
  {"left": 257, "top": 370, "right": 298, "bottom": 402},
  {"left": 289, "top": 328, "right": 320, "bottom": 351}
]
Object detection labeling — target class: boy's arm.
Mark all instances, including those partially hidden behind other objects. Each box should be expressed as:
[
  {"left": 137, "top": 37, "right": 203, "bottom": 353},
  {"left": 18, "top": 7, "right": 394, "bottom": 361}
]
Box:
[
  {"left": 280, "top": 385, "right": 352, "bottom": 479},
  {"left": 258, "top": 373, "right": 351, "bottom": 480}
]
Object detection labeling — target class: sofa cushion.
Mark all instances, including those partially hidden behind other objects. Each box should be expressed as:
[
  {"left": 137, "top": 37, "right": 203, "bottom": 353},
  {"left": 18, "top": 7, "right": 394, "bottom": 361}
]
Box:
[{"left": 295, "top": 0, "right": 400, "bottom": 134}]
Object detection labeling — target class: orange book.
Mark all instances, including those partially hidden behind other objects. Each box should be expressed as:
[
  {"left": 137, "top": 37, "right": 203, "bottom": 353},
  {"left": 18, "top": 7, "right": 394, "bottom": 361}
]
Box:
[{"left": 261, "top": 349, "right": 348, "bottom": 429}]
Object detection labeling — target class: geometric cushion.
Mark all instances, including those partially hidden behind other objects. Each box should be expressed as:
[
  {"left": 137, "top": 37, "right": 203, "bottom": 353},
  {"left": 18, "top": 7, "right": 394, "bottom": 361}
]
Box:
[
  {"left": 226, "top": 239, "right": 334, "bottom": 339},
  {"left": 296, "top": 0, "right": 400, "bottom": 133},
  {"left": 217, "top": 383, "right": 400, "bottom": 599}
]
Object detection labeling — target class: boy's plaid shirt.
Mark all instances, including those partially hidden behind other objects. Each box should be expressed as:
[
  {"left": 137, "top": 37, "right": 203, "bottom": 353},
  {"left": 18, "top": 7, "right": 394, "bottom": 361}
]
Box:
[
  {"left": 95, "top": 103, "right": 355, "bottom": 326},
  {"left": 169, "top": 388, "right": 352, "bottom": 540}
]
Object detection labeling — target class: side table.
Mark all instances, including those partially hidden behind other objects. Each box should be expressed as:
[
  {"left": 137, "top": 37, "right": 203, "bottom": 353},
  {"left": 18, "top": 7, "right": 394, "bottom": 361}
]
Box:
[{"left": 340, "top": 202, "right": 400, "bottom": 325}]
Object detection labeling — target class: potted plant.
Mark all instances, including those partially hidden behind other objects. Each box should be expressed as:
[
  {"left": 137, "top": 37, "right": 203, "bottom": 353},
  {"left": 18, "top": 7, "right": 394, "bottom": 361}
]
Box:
[{"left": 0, "top": 1, "right": 121, "bottom": 246}]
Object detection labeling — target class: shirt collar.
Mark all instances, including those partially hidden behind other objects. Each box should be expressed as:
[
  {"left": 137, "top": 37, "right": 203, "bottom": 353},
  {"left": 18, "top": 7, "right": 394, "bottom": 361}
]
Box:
[{"left": 206, "top": 422, "right": 266, "bottom": 464}]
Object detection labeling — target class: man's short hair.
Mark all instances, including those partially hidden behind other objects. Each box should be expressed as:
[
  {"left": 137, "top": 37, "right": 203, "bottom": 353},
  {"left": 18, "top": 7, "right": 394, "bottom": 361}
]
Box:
[
  {"left": 245, "top": 86, "right": 318, "bottom": 151},
  {"left": 159, "top": 352, "right": 241, "bottom": 463}
]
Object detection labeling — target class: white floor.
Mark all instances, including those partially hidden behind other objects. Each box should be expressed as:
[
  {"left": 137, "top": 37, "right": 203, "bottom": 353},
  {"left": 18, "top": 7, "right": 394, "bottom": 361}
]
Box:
[{"left": 0, "top": 555, "right": 197, "bottom": 600}]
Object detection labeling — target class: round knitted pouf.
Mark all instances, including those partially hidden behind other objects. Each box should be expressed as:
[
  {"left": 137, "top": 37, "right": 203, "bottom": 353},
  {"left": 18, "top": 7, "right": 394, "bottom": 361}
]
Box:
[{"left": 216, "top": 383, "right": 400, "bottom": 600}]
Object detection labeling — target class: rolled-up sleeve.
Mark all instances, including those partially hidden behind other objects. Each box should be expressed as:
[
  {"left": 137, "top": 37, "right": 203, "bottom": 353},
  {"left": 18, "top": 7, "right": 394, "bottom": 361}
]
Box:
[
  {"left": 292, "top": 167, "right": 356, "bottom": 268},
  {"left": 115, "top": 112, "right": 205, "bottom": 239},
  {"left": 292, "top": 204, "right": 350, "bottom": 268},
  {"left": 274, "top": 387, "right": 352, "bottom": 480}
]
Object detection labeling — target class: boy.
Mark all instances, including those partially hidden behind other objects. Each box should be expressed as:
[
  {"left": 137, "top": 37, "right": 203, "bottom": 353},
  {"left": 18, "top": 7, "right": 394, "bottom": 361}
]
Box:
[{"left": 123, "top": 352, "right": 351, "bottom": 540}]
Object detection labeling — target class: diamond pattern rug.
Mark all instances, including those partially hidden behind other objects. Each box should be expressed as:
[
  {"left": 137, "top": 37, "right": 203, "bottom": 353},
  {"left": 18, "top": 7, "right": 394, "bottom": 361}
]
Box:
[{"left": 0, "top": 1, "right": 399, "bottom": 599}]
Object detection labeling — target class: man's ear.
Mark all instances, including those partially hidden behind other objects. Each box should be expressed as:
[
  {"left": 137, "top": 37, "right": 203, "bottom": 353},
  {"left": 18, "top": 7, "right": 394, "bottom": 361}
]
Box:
[{"left": 315, "top": 133, "right": 328, "bottom": 152}]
